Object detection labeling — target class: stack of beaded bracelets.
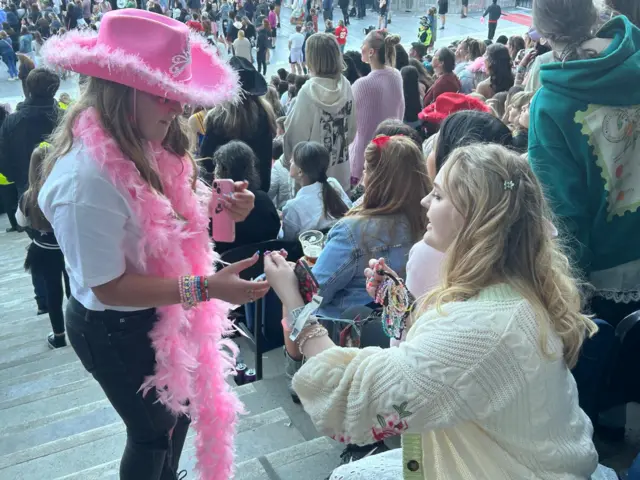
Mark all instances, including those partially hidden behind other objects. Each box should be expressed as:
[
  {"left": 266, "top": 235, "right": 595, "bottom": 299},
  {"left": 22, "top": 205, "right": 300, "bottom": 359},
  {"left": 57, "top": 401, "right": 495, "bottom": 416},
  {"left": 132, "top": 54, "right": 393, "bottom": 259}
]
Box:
[
  {"left": 178, "top": 275, "right": 210, "bottom": 309},
  {"left": 297, "top": 322, "right": 329, "bottom": 357}
]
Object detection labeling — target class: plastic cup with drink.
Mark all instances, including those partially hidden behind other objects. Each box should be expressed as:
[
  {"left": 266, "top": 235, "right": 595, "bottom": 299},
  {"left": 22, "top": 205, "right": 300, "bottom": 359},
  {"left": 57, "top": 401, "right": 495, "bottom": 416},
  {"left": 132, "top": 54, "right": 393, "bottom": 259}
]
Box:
[{"left": 299, "top": 230, "right": 324, "bottom": 266}]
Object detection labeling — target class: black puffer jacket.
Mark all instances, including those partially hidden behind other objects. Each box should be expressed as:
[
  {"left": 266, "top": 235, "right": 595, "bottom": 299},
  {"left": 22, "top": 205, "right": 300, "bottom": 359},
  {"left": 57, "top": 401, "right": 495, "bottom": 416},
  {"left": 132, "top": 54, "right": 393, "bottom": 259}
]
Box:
[{"left": 0, "top": 96, "right": 60, "bottom": 193}]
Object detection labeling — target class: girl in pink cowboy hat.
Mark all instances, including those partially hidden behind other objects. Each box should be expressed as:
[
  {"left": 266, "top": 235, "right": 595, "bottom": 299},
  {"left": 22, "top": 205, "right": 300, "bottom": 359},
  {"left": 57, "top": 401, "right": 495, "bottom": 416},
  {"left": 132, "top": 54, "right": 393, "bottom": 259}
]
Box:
[{"left": 37, "top": 9, "right": 269, "bottom": 480}]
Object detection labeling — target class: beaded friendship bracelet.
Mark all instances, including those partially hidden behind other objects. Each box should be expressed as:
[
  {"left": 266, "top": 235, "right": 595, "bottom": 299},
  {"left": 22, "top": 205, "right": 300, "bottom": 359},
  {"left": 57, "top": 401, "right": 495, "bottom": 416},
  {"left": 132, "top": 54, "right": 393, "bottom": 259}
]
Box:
[
  {"left": 297, "top": 323, "right": 329, "bottom": 357},
  {"left": 179, "top": 275, "right": 210, "bottom": 309}
]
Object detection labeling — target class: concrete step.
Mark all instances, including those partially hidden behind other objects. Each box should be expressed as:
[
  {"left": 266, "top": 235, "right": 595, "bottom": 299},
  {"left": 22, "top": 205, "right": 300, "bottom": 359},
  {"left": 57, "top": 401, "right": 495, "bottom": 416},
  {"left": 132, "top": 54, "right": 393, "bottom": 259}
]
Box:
[
  {"left": 0, "top": 361, "right": 92, "bottom": 406},
  {"left": 0, "top": 347, "right": 78, "bottom": 384},
  {"left": 0, "top": 217, "right": 342, "bottom": 480},
  {"left": 52, "top": 436, "right": 342, "bottom": 480},
  {"left": 0, "top": 405, "right": 304, "bottom": 479}
]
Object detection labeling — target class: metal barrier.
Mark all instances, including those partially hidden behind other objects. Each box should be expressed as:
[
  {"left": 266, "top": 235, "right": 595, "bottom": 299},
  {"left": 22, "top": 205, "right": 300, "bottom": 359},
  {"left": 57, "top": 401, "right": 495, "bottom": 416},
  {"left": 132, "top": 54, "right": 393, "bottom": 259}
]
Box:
[{"left": 389, "top": 0, "right": 516, "bottom": 14}]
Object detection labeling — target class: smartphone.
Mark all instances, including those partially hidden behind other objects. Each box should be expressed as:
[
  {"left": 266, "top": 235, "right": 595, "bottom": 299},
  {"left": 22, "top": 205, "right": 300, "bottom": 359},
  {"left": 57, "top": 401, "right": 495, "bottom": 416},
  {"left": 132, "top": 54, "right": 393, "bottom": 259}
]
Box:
[
  {"left": 210, "top": 179, "right": 236, "bottom": 243},
  {"left": 294, "top": 258, "right": 319, "bottom": 304}
]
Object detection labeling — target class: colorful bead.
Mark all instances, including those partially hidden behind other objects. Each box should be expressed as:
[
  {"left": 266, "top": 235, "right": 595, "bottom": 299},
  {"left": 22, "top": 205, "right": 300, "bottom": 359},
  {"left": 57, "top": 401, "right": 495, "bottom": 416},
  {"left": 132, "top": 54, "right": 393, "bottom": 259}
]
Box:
[{"left": 374, "top": 274, "right": 411, "bottom": 340}]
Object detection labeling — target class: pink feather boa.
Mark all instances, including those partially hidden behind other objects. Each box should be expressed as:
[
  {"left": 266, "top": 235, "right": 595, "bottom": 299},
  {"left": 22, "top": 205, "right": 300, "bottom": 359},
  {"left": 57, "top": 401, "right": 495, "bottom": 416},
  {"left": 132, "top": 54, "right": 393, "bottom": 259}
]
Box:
[{"left": 73, "top": 108, "right": 243, "bottom": 479}]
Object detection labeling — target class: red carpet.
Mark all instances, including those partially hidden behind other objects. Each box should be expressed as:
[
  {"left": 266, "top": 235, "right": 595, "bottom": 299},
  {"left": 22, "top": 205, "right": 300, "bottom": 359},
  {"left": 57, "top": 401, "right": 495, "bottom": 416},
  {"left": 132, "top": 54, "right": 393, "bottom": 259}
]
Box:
[{"left": 502, "top": 12, "right": 533, "bottom": 27}]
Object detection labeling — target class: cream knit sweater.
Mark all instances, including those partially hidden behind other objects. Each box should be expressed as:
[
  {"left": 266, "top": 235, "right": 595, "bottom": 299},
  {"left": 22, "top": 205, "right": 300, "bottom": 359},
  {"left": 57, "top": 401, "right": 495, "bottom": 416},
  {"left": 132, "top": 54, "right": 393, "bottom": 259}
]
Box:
[{"left": 293, "top": 284, "right": 599, "bottom": 479}]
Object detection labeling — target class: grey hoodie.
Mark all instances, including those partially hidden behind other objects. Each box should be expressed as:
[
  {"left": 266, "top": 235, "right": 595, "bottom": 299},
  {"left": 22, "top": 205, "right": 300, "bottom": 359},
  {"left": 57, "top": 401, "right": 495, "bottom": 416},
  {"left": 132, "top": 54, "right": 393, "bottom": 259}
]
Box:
[{"left": 283, "top": 75, "right": 357, "bottom": 192}]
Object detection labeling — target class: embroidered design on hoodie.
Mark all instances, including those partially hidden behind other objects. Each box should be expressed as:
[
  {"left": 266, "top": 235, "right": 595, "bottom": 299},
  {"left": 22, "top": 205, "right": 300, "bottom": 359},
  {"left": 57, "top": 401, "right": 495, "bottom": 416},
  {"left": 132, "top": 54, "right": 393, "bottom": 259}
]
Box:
[{"left": 576, "top": 104, "right": 640, "bottom": 220}]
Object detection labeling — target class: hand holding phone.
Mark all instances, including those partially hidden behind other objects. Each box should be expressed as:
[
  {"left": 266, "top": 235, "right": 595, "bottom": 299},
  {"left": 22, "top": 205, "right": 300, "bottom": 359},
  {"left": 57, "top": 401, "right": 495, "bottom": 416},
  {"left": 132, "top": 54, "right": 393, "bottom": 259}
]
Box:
[{"left": 210, "top": 179, "right": 236, "bottom": 243}]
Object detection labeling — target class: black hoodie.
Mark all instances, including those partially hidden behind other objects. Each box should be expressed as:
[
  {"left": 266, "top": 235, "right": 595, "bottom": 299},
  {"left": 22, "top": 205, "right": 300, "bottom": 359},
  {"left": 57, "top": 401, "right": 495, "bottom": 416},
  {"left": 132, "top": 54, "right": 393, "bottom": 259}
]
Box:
[{"left": 0, "top": 96, "right": 60, "bottom": 192}]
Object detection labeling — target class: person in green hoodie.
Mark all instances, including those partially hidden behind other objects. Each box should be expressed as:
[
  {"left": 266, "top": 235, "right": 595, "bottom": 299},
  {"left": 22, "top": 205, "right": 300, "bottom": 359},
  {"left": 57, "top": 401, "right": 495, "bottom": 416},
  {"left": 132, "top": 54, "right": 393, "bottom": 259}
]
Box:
[{"left": 529, "top": 0, "right": 640, "bottom": 440}]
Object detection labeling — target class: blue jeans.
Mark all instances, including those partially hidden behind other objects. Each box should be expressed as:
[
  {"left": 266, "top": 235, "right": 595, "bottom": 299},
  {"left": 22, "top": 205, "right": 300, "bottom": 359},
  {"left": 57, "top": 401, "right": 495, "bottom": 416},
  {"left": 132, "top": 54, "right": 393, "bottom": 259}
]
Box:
[{"left": 4, "top": 56, "right": 17, "bottom": 78}]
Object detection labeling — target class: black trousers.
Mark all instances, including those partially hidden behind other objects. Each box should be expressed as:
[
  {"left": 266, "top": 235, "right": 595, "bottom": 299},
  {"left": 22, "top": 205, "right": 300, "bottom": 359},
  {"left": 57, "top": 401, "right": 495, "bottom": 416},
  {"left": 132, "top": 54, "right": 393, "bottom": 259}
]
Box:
[
  {"left": 488, "top": 22, "right": 497, "bottom": 40},
  {"left": 257, "top": 50, "right": 267, "bottom": 75},
  {"left": 28, "top": 246, "right": 70, "bottom": 334},
  {"left": 590, "top": 297, "right": 640, "bottom": 405},
  {"left": 340, "top": 6, "right": 349, "bottom": 24},
  {"left": 65, "top": 297, "right": 190, "bottom": 480},
  {"left": 0, "top": 183, "right": 19, "bottom": 230}
]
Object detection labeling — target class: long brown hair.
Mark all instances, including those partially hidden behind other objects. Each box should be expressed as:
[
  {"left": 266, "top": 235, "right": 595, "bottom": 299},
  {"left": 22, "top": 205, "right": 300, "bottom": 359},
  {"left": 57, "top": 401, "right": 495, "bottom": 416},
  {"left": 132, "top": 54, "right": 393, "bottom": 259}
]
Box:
[
  {"left": 205, "top": 94, "right": 276, "bottom": 142},
  {"left": 422, "top": 144, "right": 597, "bottom": 368},
  {"left": 349, "top": 135, "right": 431, "bottom": 242},
  {"left": 23, "top": 144, "right": 51, "bottom": 231},
  {"left": 43, "top": 77, "right": 195, "bottom": 194}
]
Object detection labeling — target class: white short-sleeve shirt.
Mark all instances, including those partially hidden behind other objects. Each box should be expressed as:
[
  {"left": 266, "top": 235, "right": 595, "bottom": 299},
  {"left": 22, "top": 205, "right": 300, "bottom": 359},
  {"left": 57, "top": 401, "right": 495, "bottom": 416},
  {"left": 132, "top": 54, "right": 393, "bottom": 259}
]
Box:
[
  {"left": 289, "top": 32, "right": 305, "bottom": 50},
  {"left": 38, "top": 143, "right": 145, "bottom": 312},
  {"left": 280, "top": 178, "right": 352, "bottom": 241}
]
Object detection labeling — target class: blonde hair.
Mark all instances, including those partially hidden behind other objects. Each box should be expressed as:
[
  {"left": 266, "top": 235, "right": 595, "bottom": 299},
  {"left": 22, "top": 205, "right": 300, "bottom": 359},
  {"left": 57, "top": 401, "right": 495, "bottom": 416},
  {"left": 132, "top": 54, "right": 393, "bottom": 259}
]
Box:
[
  {"left": 364, "top": 30, "right": 401, "bottom": 67},
  {"left": 305, "top": 33, "right": 343, "bottom": 79},
  {"left": 467, "top": 92, "right": 486, "bottom": 102},
  {"left": 421, "top": 144, "right": 597, "bottom": 368},
  {"left": 349, "top": 135, "right": 431, "bottom": 242},
  {"left": 23, "top": 144, "right": 51, "bottom": 231},
  {"left": 238, "top": 29, "right": 245, "bottom": 39},
  {"left": 503, "top": 91, "right": 533, "bottom": 128},
  {"left": 43, "top": 77, "right": 194, "bottom": 195}
]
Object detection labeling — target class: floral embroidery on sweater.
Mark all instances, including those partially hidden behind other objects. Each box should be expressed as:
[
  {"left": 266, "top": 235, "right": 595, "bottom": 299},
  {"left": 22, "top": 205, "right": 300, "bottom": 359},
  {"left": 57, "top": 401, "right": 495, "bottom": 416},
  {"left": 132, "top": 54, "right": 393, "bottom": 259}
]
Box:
[
  {"left": 372, "top": 402, "right": 413, "bottom": 442},
  {"left": 329, "top": 402, "right": 413, "bottom": 444}
]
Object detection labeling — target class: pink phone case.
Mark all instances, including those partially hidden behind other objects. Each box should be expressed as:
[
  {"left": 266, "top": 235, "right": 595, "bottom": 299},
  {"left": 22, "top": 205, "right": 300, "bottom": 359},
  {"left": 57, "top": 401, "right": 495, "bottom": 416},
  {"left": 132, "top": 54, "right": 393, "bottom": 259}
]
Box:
[{"left": 210, "top": 179, "right": 236, "bottom": 243}]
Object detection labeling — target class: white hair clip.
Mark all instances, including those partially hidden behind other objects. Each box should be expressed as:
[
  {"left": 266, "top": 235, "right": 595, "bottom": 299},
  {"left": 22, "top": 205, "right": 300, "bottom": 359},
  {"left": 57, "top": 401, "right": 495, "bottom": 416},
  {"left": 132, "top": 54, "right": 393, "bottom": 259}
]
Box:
[{"left": 504, "top": 180, "right": 515, "bottom": 191}]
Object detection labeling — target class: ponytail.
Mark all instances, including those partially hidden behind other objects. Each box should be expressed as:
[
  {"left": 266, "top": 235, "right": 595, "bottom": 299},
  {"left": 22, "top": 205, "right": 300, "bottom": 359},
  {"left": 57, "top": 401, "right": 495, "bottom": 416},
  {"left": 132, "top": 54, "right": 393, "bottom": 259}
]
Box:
[
  {"left": 383, "top": 33, "right": 400, "bottom": 67},
  {"left": 292, "top": 141, "right": 348, "bottom": 220},
  {"left": 367, "top": 30, "right": 401, "bottom": 67},
  {"left": 321, "top": 177, "right": 349, "bottom": 220}
]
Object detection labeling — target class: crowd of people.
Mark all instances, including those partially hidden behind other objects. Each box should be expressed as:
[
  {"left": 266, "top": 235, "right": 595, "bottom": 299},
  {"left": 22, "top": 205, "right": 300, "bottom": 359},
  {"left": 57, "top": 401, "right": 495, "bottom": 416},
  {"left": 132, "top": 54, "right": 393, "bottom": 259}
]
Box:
[{"left": 0, "top": 0, "right": 640, "bottom": 479}]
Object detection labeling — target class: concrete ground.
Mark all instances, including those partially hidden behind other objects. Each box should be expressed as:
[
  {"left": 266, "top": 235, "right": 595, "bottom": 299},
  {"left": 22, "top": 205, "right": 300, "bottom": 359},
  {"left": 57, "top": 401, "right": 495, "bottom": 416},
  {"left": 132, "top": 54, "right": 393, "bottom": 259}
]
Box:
[{"left": 0, "top": 5, "right": 533, "bottom": 109}]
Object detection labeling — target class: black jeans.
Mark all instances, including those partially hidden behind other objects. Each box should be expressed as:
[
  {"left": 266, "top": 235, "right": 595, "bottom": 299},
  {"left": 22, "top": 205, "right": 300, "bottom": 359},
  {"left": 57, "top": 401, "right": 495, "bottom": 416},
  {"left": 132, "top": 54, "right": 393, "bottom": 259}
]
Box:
[
  {"left": 65, "top": 297, "right": 190, "bottom": 480},
  {"left": 257, "top": 50, "right": 267, "bottom": 75},
  {"left": 488, "top": 22, "right": 497, "bottom": 40}
]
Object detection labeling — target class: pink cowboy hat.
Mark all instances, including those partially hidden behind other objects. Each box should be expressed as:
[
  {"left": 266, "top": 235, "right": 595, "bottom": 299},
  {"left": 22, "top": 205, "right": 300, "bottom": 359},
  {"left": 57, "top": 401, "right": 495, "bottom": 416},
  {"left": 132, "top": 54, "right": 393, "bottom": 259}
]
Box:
[{"left": 40, "top": 9, "right": 239, "bottom": 106}]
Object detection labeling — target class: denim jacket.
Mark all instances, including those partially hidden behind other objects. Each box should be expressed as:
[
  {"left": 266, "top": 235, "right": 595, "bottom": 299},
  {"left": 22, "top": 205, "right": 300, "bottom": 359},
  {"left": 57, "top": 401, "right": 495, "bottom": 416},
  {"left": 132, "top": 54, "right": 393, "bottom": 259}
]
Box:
[{"left": 312, "top": 214, "right": 414, "bottom": 318}]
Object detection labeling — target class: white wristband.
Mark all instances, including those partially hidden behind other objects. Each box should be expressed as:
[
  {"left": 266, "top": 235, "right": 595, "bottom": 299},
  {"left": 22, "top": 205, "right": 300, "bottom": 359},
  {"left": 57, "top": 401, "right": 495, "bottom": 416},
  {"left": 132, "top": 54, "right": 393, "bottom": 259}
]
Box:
[{"left": 289, "top": 295, "right": 322, "bottom": 341}]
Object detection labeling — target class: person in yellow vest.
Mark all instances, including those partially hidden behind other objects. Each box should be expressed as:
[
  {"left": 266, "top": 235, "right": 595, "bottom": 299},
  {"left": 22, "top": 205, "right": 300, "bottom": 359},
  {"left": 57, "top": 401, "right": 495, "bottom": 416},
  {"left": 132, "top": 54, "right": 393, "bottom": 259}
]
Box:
[{"left": 58, "top": 92, "right": 73, "bottom": 110}]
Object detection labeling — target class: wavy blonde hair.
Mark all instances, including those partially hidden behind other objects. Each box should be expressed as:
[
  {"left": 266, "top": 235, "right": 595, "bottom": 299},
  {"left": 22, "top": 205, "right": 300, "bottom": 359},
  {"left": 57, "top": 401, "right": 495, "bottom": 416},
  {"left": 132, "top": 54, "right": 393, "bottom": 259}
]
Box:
[
  {"left": 421, "top": 144, "right": 597, "bottom": 368},
  {"left": 42, "top": 77, "right": 195, "bottom": 194}
]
